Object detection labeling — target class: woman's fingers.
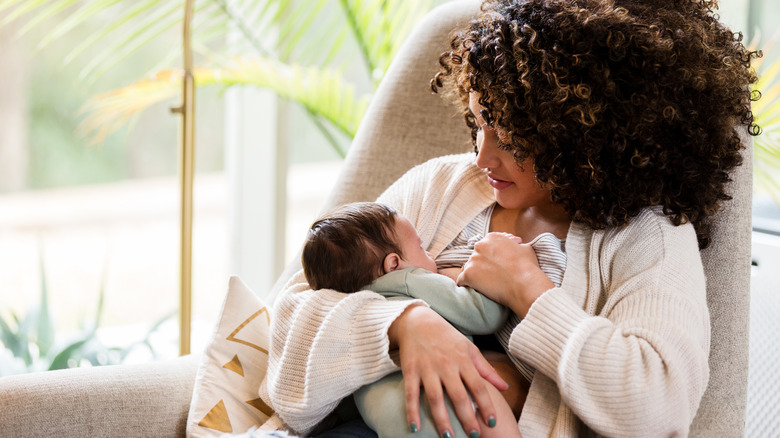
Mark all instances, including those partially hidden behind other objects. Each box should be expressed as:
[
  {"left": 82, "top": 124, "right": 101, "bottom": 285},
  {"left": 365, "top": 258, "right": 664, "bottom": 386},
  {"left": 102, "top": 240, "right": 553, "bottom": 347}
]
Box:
[
  {"left": 404, "top": 372, "right": 422, "bottom": 434},
  {"left": 395, "top": 307, "right": 507, "bottom": 436},
  {"left": 444, "top": 373, "right": 485, "bottom": 438},
  {"left": 421, "top": 373, "right": 456, "bottom": 437},
  {"left": 461, "top": 355, "right": 500, "bottom": 429},
  {"left": 471, "top": 345, "right": 509, "bottom": 391}
]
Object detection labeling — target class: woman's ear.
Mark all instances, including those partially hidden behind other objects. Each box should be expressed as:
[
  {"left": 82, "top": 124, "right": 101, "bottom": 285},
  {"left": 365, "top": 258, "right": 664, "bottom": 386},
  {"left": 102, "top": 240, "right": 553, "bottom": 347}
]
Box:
[{"left": 383, "top": 253, "right": 401, "bottom": 274}]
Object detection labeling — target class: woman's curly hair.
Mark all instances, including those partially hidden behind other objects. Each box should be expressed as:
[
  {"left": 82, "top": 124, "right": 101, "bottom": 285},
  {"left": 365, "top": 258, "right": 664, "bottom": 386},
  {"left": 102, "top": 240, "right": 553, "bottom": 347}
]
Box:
[{"left": 432, "top": 0, "right": 761, "bottom": 249}]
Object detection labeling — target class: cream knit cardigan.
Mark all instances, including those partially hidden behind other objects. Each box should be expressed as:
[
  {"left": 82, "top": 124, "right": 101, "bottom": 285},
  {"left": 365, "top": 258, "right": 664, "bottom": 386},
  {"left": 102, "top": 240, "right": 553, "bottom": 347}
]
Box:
[{"left": 264, "top": 154, "right": 710, "bottom": 437}]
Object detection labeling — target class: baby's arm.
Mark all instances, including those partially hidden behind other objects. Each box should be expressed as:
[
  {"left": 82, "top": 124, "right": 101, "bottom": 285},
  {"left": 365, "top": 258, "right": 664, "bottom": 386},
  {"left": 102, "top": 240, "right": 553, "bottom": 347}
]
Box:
[{"left": 371, "top": 268, "right": 509, "bottom": 335}]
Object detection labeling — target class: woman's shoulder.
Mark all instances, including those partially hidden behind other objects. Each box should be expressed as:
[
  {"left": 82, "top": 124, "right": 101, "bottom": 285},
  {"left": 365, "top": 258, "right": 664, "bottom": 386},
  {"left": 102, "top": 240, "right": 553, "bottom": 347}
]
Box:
[{"left": 601, "top": 207, "right": 701, "bottom": 269}]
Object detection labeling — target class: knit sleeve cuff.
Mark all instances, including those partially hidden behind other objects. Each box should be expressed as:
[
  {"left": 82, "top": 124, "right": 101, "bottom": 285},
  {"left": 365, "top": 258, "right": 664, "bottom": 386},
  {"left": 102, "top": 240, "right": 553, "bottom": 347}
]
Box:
[{"left": 508, "top": 288, "right": 599, "bottom": 382}]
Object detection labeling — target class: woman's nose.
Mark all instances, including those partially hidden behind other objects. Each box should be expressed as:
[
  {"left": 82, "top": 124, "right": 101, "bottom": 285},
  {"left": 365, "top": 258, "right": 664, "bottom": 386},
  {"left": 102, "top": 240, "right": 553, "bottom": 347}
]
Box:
[{"left": 475, "top": 130, "right": 500, "bottom": 169}]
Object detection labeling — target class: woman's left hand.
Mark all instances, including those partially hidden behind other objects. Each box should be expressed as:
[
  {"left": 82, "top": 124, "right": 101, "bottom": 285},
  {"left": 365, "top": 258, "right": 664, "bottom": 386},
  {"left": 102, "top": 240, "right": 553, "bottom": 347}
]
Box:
[{"left": 457, "top": 232, "right": 554, "bottom": 318}]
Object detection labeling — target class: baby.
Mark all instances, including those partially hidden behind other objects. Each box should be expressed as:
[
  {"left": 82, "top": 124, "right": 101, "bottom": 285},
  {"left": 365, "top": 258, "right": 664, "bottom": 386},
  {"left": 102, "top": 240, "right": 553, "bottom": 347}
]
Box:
[{"left": 302, "top": 202, "right": 515, "bottom": 438}]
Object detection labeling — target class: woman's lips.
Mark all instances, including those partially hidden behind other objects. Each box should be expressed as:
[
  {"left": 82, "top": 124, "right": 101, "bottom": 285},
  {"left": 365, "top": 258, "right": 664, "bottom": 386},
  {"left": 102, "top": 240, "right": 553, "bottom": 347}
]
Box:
[{"left": 487, "top": 175, "right": 513, "bottom": 190}]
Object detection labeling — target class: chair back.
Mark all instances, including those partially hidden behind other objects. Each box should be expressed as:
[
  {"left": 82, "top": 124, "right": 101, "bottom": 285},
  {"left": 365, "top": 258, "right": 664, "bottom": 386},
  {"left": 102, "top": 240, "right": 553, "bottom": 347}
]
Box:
[{"left": 270, "top": 1, "right": 753, "bottom": 435}]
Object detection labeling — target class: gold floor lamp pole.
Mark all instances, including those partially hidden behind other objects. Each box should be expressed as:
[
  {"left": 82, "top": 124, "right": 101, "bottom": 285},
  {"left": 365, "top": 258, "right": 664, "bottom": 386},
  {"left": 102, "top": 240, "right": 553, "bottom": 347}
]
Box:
[{"left": 171, "top": 0, "right": 195, "bottom": 356}]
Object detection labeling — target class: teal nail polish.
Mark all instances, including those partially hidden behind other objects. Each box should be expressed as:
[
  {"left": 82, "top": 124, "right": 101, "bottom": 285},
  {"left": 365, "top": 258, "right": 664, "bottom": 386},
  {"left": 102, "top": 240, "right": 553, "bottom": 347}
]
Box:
[
  {"left": 469, "top": 431, "right": 481, "bottom": 438},
  {"left": 443, "top": 432, "right": 453, "bottom": 438},
  {"left": 411, "top": 423, "right": 418, "bottom": 433},
  {"left": 488, "top": 417, "right": 497, "bottom": 428}
]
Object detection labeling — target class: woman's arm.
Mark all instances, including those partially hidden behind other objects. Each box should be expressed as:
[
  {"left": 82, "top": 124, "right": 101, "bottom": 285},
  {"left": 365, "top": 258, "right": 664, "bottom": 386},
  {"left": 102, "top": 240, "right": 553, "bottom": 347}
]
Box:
[
  {"left": 265, "top": 271, "right": 424, "bottom": 435},
  {"left": 388, "top": 305, "right": 509, "bottom": 438},
  {"left": 267, "top": 155, "right": 499, "bottom": 435},
  {"left": 460, "top": 215, "right": 710, "bottom": 436}
]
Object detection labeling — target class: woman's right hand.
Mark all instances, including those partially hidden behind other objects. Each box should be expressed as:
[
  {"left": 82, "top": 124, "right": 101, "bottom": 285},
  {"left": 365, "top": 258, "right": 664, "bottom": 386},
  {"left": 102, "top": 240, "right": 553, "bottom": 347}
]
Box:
[{"left": 388, "top": 304, "right": 509, "bottom": 437}]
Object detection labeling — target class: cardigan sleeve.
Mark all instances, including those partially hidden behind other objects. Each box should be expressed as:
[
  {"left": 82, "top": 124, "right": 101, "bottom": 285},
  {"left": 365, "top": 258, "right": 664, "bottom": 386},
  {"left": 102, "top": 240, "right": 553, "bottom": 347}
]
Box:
[
  {"left": 264, "top": 158, "right": 449, "bottom": 434},
  {"left": 265, "top": 270, "right": 425, "bottom": 434},
  {"left": 265, "top": 154, "right": 490, "bottom": 434},
  {"left": 508, "top": 211, "right": 710, "bottom": 436}
]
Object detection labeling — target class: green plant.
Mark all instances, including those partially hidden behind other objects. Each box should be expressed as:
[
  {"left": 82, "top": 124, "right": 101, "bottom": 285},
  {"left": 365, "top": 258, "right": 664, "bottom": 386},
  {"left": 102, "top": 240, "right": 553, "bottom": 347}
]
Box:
[
  {"left": 752, "top": 40, "right": 780, "bottom": 203},
  {"left": 0, "top": 253, "right": 174, "bottom": 376},
  {"left": 0, "top": 0, "right": 434, "bottom": 157}
]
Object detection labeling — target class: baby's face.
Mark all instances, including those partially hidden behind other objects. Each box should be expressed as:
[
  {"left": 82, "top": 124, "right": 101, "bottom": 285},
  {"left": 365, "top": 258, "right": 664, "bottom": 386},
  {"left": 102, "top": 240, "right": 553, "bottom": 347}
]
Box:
[{"left": 393, "top": 215, "right": 438, "bottom": 273}]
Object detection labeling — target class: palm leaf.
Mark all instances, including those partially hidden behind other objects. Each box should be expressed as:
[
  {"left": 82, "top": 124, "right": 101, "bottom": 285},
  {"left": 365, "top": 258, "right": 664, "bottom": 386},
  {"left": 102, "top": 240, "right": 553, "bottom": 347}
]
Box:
[
  {"left": 37, "top": 0, "right": 123, "bottom": 51},
  {"left": 16, "top": 0, "right": 81, "bottom": 37},
  {"left": 340, "top": 0, "right": 431, "bottom": 83},
  {"left": 3, "top": 0, "right": 431, "bottom": 79},
  {"left": 77, "top": 58, "right": 371, "bottom": 153},
  {"left": 751, "top": 35, "right": 780, "bottom": 202},
  {"left": 2, "top": 0, "right": 434, "bottom": 158}
]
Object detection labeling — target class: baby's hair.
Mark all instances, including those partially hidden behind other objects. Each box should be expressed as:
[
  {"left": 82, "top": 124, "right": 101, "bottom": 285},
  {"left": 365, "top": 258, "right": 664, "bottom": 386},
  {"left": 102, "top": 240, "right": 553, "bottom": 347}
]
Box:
[{"left": 302, "top": 202, "right": 403, "bottom": 292}]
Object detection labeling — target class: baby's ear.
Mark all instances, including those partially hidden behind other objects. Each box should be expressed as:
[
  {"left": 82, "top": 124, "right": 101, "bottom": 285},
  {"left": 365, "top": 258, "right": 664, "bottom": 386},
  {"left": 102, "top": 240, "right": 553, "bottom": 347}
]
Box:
[{"left": 383, "top": 253, "right": 401, "bottom": 274}]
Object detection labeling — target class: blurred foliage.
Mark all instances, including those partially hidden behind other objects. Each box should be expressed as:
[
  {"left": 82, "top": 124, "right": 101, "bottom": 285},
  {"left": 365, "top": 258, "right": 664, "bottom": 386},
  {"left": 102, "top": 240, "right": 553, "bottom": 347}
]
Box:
[
  {"left": 752, "top": 38, "right": 780, "bottom": 203},
  {"left": 0, "top": 253, "right": 174, "bottom": 376},
  {"left": 0, "top": 0, "right": 434, "bottom": 160}
]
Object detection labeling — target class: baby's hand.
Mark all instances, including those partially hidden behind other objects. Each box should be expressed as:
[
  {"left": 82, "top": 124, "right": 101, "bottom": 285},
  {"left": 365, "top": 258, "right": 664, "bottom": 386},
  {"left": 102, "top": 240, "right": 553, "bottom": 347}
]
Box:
[{"left": 492, "top": 232, "right": 523, "bottom": 244}]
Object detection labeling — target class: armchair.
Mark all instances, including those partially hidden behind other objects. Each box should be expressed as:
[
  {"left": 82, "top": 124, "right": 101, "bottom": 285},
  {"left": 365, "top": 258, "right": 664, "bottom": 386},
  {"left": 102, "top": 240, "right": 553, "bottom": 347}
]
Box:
[{"left": 0, "top": 0, "right": 751, "bottom": 436}]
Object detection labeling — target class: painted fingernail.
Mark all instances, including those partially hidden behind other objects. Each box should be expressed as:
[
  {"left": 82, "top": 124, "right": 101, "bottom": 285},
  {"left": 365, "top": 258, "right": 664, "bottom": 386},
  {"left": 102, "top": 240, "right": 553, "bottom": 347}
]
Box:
[
  {"left": 411, "top": 422, "right": 418, "bottom": 433},
  {"left": 469, "top": 431, "right": 481, "bottom": 438},
  {"left": 488, "top": 416, "right": 497, "bottom": 428},
  {"left": 443, "top": 432, "right": 453, "bottom": 438}
]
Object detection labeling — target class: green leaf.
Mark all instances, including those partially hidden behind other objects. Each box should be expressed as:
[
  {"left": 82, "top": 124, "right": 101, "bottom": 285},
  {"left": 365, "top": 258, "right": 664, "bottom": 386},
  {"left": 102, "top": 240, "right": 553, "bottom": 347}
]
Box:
[
  {"left": 59, "top": 0, "right": 165, "bottom": 64},
  {"left": 16, "top": 0, "right": 80, "bottom": 37},
  {"left": 77, "top": 1, "right": 183, "bottom": 80},
  {"left": 0, "top": 311, "right": 31, "bottom": 365},
  {"left": 0, "top": 0, "right": 24, "bottom": 15},
  {"left": 35, "top": 250, "right": 55, "bottom": 357},
  {"left": 90, "top": 257, "right": 111, "bottom": 334},
  {"left": 752, "top": 41, "right": 780, "bottom": 203},
  {"left": 0, "top": 0, "right": 46, "bottom": 26},
  {"left": 48, "top": 338, "right": 92, "bottom": 370},
  {"left": 339, "top": 0, "right": 431, "bottom": 84},
  {"left": 77, "top": 58, "right": 370, "bottom": 153}
]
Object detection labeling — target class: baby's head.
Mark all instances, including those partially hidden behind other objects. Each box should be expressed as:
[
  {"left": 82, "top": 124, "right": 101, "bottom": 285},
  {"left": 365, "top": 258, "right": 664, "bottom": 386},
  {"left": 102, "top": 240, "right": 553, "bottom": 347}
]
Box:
[{"left": 302, "top": 202, "right": 437, "bottom": 292}]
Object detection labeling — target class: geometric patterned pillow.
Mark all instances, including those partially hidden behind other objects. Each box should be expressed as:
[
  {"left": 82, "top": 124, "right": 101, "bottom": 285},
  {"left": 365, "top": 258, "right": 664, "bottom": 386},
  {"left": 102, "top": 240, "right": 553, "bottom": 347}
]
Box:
[{"left": 186, "top": 276, "right": 275, "bottom": 437}]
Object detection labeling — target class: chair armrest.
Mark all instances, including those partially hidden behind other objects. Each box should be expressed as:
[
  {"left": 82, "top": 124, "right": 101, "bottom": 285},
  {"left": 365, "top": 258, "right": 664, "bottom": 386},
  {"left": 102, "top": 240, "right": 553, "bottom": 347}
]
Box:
[{"left": 0, "top": 354, "right": 199, "bottom": 438}]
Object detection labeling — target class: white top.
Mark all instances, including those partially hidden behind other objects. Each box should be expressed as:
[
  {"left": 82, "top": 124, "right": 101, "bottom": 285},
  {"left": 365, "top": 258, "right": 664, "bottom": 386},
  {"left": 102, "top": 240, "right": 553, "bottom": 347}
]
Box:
[{"left": 263, "top": 153, "right": 710, "bottom": 437}]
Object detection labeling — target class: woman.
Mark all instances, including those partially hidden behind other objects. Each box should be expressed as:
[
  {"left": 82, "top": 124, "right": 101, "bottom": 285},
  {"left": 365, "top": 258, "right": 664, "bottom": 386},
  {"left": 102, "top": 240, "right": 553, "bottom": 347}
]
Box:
[{"left": 264, "top": 0, "right": 759, "bottom": 436}]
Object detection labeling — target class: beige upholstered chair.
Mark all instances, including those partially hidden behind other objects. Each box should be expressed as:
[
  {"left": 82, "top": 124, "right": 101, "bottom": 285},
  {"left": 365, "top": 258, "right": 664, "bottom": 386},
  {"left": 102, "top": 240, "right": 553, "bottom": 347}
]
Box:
[
  {"left": 0, "top": 1, "right": 752, "bottom": 436},
  {"left": 270, "top": 1, "right": 754, "bottom": 436}
]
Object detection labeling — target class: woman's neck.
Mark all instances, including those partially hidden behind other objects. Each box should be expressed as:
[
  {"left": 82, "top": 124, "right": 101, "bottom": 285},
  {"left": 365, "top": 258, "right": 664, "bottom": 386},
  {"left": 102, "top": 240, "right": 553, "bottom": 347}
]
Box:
[{"left": 489, "top": 203, "right": 571, "bottom": 242}]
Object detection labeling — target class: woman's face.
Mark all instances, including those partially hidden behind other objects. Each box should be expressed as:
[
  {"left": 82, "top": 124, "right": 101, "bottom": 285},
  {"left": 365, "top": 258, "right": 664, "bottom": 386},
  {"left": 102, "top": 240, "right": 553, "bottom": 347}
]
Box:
[{"left": 469, "top": 93, "right": 553, "bottom": 210}]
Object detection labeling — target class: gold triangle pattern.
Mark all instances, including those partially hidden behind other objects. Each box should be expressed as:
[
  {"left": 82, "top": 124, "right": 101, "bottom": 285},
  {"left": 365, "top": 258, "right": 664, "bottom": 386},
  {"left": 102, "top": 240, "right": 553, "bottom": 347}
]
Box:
[
  {"left": 246, "top": 397, "right": 275, "bottom": 417},
  {"left": 198, "top": 400, "right": 232, "bottom": 433},
  {"left": 223, "top": 354, "right": 244, "bottom": 377},
  {"left": 226, "top": 306, "right": 270, "bottom": 354}
]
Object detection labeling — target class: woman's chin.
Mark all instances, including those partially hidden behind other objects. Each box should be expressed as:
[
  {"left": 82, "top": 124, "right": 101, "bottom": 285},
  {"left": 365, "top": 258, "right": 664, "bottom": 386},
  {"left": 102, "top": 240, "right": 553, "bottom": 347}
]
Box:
[{"left": 495, "top": 191, "right": 521, "bottom": 210}]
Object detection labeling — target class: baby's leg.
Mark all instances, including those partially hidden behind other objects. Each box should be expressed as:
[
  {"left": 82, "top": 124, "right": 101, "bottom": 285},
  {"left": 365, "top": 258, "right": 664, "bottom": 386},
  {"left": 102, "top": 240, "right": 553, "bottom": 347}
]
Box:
[
  {"left": 476, "top": 380, "right": 522, "bottom": 438},
  {"left": 483, "top": 351, "right": 530, "bottom": 419},
  {"left": 354, "top": 370, "right": 521, "bottom": 438}
]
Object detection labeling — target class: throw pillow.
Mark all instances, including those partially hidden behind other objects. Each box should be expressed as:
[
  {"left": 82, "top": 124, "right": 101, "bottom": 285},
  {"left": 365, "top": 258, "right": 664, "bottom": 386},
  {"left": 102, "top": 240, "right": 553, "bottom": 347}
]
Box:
[{"left": 187, "top": 276, "right": 275, "bottom": 437}]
